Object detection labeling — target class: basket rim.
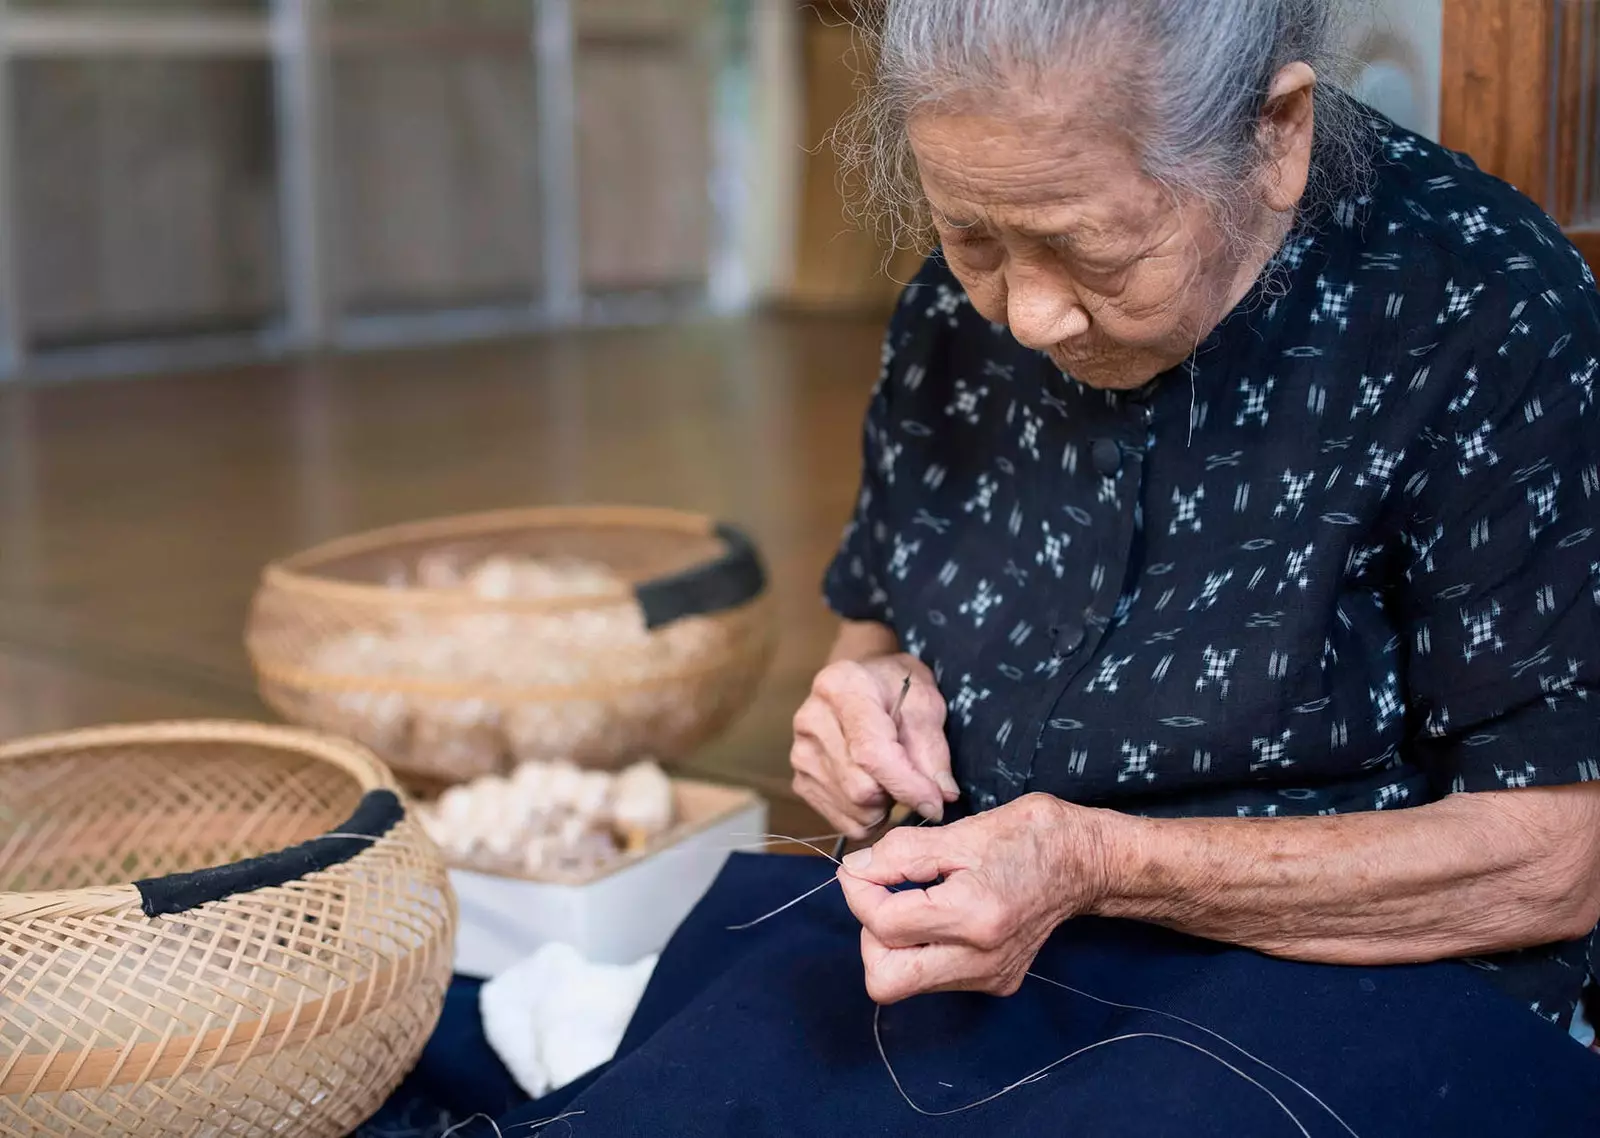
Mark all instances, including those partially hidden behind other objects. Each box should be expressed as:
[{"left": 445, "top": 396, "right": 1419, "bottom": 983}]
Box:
[
  {"left": 0, "top": 720, "right": 398, "bottom": 921},
  {"left": 258, "top": 504, "right": 735, "bottom": 613},
  {"left": 249, "top": 596, "right": 775, "bottom": 701}
]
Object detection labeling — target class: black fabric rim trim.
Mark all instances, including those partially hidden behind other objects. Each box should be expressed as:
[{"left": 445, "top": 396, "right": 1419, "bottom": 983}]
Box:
[
  {"left": 135, "top": 789, "right": 404, "bottom": 919},
  {"left": 634, "top": 522, "right": 767, "bottom": 631}
]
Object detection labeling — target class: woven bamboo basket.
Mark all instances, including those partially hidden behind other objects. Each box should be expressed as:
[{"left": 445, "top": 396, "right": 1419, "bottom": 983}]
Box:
[
  {"left": 0, "top": 721, "right": 457, "bottom": 1138},
  {"left": 246, "top": 506, "right": 777, "bottom": 786}
]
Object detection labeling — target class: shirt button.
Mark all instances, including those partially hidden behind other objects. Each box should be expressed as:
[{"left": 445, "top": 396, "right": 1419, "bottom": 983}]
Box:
[
  {"left": 1053, "top": 623, "right": 1086, "bottom": 656},
  {"left": 1091, "top": 437, "right": 1122, "bottom": 476},
  {"left": 975, "top": 791, "right": 998, "bottom": 810}
]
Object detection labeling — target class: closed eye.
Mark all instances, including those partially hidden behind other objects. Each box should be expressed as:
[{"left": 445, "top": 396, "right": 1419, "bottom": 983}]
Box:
[{"left": 1045, "top": 234, "right": 1128, "bottom": 273}]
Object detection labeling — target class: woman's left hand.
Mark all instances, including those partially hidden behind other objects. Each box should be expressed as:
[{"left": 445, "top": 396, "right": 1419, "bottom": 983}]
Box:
[{"left": 836, "top": 793, "right": 1110, "bottom": 1003}]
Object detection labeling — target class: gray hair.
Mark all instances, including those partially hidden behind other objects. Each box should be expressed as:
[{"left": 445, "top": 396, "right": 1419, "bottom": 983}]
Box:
[{"left": 838, "top": 0, "right": 1373, "bottom": 253}]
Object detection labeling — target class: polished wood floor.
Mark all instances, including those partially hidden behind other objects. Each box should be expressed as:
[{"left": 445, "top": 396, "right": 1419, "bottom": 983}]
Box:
[{"left": 0, "top": 314, "right": 889, "bottom": 841}]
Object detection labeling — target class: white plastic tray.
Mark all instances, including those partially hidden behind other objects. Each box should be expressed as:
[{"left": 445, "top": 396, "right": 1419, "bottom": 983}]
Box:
[{"left": 447, "top": 779, "right": 768, "bottom": 976}]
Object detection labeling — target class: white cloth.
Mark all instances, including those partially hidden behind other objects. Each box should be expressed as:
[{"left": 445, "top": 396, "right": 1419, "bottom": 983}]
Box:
[
  {"left": 480, "top": 942, "right": 659, "bottom": 1099},
  {"left": 1571, "top": 989, "right": 1596, "bottom": 1049}
]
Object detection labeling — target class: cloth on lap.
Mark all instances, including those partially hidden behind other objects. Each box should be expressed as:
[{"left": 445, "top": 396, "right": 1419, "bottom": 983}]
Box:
[{"left": 492, "top": 853, "right": 1600, "bottom": 1138}]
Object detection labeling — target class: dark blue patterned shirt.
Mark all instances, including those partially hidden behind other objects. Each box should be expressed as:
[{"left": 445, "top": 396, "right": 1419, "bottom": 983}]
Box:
[{"left": 824, "top": 117, "right": 1600, "bottom": 1028}]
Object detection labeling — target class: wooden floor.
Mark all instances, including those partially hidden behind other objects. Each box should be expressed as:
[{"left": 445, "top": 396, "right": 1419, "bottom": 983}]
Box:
[{"left": 0, "top": 313, "right": 888, "bottom": 840}]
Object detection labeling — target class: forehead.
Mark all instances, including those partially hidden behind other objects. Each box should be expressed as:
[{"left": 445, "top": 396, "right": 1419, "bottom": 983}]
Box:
[{"left": 907, "top": 97, "right": 1159, "bottom": 231}]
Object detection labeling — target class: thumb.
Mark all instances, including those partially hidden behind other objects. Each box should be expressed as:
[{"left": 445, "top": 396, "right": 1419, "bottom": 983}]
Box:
[{"left": 839, "top": 827, "right": 962, "bottom": 888}]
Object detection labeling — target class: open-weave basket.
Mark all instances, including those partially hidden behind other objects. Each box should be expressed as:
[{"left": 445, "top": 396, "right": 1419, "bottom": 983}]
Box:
[
  {"left": 246, "top": 506, "right": 776, "bottom": 786},
  {"left": 0, "top": 721, "right": 456, "bottom": 1138}
]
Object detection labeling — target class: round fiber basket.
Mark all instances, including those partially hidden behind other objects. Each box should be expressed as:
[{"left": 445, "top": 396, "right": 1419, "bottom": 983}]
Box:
[
  {"left": 0, "top": 721, "right": 456, "bottom": 1138},
  {"left": 246, "top": 506, "right": 776, "bottom": 785}
]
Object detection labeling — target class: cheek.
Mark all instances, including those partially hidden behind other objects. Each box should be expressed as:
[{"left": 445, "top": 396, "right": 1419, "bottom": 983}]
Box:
[
  {"left": 1090, "top": 260, "right": 1208, "bottom": 344},
  {"left": 943, "top": 262, "right": 1008, "bottom": 325}
]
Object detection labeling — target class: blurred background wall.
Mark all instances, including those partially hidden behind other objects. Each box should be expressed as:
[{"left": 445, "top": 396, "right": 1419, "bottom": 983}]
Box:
[
  {"left": 0, "top": 0, "right": 1590, "bottom": 382},
  {"left": 0, "top": 0, "right": 807, "bottom": 376}
]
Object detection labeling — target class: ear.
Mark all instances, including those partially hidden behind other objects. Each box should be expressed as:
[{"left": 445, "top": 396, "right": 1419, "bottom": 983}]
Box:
[{"left": 1258, "top": 62, "right": 1318, "bottom": 213}]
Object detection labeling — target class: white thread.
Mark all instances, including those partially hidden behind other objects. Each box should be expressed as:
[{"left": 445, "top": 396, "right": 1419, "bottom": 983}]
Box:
[
  {"left": 726, "top": 873, "right": 841, "bottom": 931},
  {"left": 438, "top": 1112, "right": 499, "bottom": 1138},
  {"left": 726, "top": 816, "right": 943, "bottom": 930},
  {"left": 722, "top": 835, "right": 846, "bottom": 929},
  {"left": 1024, "top": 972, "right": 1361, "bottom": 1138},
  {"left": 874, "top": 1010, "right": 1315, "bottom": 1134},
  {"left": 729, "top": 830, "right": 848, "bottom": 849},
  {"left": 728, "top": 833, "right": 844, "bottom": 865},
  {"left": 438, "top": 1109, "right": 587, "bottom": 1138}
]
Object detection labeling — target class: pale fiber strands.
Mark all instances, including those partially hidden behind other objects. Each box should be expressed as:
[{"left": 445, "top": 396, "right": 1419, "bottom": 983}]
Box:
[
  {"left": 0, "top": 722, "right": 457, "bottom": 1138},
  {"left": 246, "top": 506, "right": 775, "bottom": 784}
]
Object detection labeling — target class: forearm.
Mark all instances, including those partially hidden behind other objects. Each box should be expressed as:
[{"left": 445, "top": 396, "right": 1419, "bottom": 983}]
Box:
[
  {"left": 1074, "top": 785, "right": 1600, "bottom": 964},
  {"left": 827, "top": 620, "right": 901, "bottom": 664}
]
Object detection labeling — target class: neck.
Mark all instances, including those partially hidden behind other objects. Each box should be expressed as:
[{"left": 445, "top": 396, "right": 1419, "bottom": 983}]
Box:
[{"left": 1223, "top": 205, "right": 1296, "bottom": 314}]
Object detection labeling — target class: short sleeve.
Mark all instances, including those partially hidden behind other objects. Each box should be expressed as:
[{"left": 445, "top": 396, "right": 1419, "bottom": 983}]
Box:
[
  {"left": 1403, "top": 284, "right": 1600, "bottom": 794},
  {"left": 821, "top": 329, "right": 898, "bottom": 626},
  {"left": 821, "top": 257, "right": 952, "bottom": 626}
]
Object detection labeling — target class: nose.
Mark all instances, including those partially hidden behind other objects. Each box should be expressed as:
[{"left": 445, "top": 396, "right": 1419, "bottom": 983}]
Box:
[{"left": 1005, "top": 265, "right": 1090, "bottom": 350}]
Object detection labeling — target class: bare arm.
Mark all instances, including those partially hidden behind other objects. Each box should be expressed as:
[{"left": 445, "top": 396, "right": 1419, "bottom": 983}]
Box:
[
  {"left": 1082, "top": 783, "right": 1600, "bottom": 963},
  {"left": 838, "top": 783, "right": 1600, "bottom": 1004},
  {"left": 827, "top": 619, "right": 901, "bottom": 664}
]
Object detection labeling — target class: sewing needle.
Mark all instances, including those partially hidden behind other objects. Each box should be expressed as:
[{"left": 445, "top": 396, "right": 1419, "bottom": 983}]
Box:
[{"left": 833, "top": 672, "right": 913, "bottom": 862}]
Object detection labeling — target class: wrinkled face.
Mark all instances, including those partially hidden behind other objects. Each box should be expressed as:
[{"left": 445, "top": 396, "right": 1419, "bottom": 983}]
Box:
[{"left": 909, "top": 99, "right": 1271, "bottom": 391}]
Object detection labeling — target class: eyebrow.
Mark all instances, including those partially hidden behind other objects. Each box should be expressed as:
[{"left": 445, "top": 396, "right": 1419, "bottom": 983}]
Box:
[
  {"left": 1019, "top": 217, "right": 1113, "bottom": 244},
  {"left": 928, "top": 200, "right": 1131, "bottom": 258},
  {"left": 930, "top": 205, "right": 986, "bottom": 230}
]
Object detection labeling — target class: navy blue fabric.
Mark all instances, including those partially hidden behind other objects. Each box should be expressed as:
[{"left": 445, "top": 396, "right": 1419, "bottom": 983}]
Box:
[
  {"left": 487, "top": 853, "right": 1600, "bottom": 1137},
  {"left": 354, "top": 976, "right": 527, "bottom": 1138}
]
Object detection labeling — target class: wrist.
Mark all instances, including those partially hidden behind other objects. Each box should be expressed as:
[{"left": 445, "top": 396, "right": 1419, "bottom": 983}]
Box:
[{"left": 1031, "top": 794, "right": 1132, "bottom": 919}]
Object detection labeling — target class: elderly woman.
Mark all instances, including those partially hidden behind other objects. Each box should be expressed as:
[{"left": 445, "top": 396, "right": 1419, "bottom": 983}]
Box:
[
  {"left": 787, "top": 0, "right": 1600, "bottom": 1042},
  {"left": 472, "top": 4, "right": 1600, "bottom": 1133}
]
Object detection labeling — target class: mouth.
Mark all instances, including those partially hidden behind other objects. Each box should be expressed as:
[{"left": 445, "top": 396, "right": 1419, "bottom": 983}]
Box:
[{"left": 1046, "top": 342, "right": 1109, "bottom": 371}]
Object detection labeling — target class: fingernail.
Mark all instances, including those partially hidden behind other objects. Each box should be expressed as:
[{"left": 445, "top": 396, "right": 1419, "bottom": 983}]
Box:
[
  {"left": 843, "top": 848, "right": 873, "bottom": 872},
  {"left": 917, "top": 801, "right": 943, "bottom": 823},
  {"left": 938, "top": 774, "right": 960, "bottom": 799}
]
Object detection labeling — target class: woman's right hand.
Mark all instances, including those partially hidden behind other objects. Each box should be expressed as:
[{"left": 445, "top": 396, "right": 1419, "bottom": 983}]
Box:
[{"left": 790, "top": 652, "right": 960, "bottom": 839}]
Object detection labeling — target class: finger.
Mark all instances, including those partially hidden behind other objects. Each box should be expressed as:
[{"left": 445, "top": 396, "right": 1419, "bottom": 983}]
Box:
[
  {"left": 831, "top": 694, "right": 945, "bottom": 820},
  {"left": 845, "top": 876, "right": 979, "bottom": 949},
  {"left": 791, "top": 698, "right": 845, "bottom": 752},
  {"left": 837, "top": 862, "right": 895, "bottom": 930},
  {"left": 813, "top": 660, "right": 944, "bottom": 818},
  {"left": 792, "top": 769, "right": 881, "bottom": 839},
  {"left": 790, "top": 762, "right": 863, "bottom": 835},
  {"left": 797, "top": 766, "right": 889, "bottom": 839},
  {"left": 830, "top": 748, "right": 895, "bottom": 815},
  {"left": 797, "top": 699, "right": 892, "bottom": 823},
  {"left": 895, "top": 675, "right": 958, "bottom": 800},
  {"left": 900, "top": 717, "right": 960, "bottom": 803},
  {"left": 803, "top": 744, "right": 893, "bottom": 835},
  {"left": 860, "top": 929, "right": 970, "bottom": 1005},
  {"left": 838, "top": 825, "right": 972, "bottom": 887}
]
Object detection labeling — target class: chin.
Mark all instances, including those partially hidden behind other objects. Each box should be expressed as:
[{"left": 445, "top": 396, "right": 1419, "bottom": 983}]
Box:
[{"left": 1047, "top": 350, "right": 1162, "bottom": 392}]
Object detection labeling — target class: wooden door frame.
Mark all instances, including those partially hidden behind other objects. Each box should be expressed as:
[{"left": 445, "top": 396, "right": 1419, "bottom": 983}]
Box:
[{"left": 1439, "top": 0, "right": 1598, "bottom": 269}]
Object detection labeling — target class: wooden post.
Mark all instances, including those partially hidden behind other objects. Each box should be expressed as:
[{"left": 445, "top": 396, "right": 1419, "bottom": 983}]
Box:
[
  {"left": 1439, "top": 0, "right": 1557, "bottom": 205},
  {"left": 1440, "top": 0, "right": 1598, "bottom": 276}
]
